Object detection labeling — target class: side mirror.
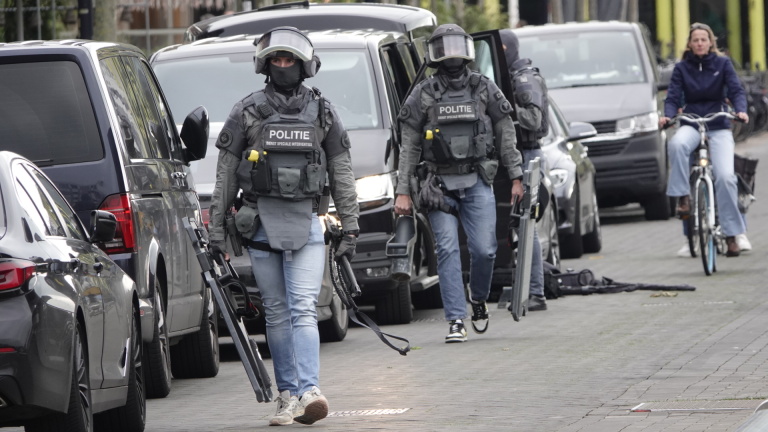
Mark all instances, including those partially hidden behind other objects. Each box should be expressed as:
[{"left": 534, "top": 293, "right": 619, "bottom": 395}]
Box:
[
  {"left": 567, "top": 121, "right": 598, "bottom": 141},
  {"left": 180, "top": 106, "right": 210, "bottom": 162},
  {"left": 89, "top": 210, "right": 117, "bottom": 243}
]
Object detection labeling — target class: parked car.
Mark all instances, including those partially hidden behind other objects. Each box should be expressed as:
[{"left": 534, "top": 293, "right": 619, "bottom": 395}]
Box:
[
  {"left": 0, "top": 40, "right": 217, "bottom": 399},
  {"left": 542, "top": 97, "right": 602, "bottom": 259},
  {"left": 151, "top": 29, "right": 439, "bottom": 325},
  {"left": 514, "top": 21, "right": 672, "bottom": 220},
  {"left": 183, "top": 0, "right": 436, "bottom": 49},
  {"left": 0, "top": 151, "right": 145, "bottom": 431}
]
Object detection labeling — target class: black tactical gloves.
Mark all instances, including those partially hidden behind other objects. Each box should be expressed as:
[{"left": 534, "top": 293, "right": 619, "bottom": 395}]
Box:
[{"left": 335, "top": 234, "right": 357, "bottom": 260}]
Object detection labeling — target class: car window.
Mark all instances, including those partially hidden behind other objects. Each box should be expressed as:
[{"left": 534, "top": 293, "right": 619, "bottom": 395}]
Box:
[
  {"left": 518, "top": 31, "right": 646, "bottom": 89},
  {"left": 101, "top": 56, "right": 158, "bottom": 160},
  {"left": 26, "top": 163, "right": 88, "bottom": 241},
  {"left": 472, "top": 38, "right": 496, "bottom": 82},
  {"left": 0, "top": 61, "right": 103, "bottom": 166},
  {"left": 136, "top": 60, "right": 186, "bottom": 160},
  {"left": 13, "top": 161, "right": 66, "bottom": 237},
  {"left": 123, "top": 56, "right": 175, "bottom": 160},
  {"left": 154, "top": 48, "right": 380, "bottom": 130}
]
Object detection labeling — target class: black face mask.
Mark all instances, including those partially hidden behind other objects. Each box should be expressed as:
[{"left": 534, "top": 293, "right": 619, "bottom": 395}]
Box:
[
  {"left": 439, "top": 58, "right": 466, "bottom": 77},
  {"left": 269, "top": 62, "right": 303, "bottom": 92}
]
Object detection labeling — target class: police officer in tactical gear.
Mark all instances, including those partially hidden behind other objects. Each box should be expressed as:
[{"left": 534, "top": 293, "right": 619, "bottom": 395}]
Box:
[
  {"left": 394, "top": 24, "right": 524, "bottom": 343},
  {"left": 500, "top": 29, "right": 550, "bottom": 312},
  {"left": 207, "top": 26, "right": 359, "bottom": 426}
]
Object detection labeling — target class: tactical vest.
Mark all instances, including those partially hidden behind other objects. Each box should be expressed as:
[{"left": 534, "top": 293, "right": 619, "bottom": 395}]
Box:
[
  {"left": 422, "top": 73, "right": 493, "bottom": 173},
  {"left": 236, "top": 91, "right": 327, "bottom": 203},
  {"left": 510, "top": 58, "right": 549, "bottom": 148}
]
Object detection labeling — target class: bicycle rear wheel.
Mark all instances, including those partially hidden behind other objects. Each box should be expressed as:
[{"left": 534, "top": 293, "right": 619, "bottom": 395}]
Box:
[{"left": 695, "top": 179, "right": 716, "bottom": 275}]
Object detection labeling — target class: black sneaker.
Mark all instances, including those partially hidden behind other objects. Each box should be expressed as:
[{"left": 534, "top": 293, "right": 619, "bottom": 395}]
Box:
[
  {"left": 445, "top": 320, "right": 467, "bottom": 343},
  {"left": 470, "top": 300, "right": 489, "bottom": 333},
  {"left": 528, "top": 295, "right": 548, "bottom": 312}
]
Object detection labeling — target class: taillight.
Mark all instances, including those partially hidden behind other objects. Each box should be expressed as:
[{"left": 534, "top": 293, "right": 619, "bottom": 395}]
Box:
[
  {"left": 98, "top": 194, "right": 136, "bottom": 254},
  {"left": 201, "top": 207, "right": 210, "bottom": 229},
  {"left": 0, "top": 259, "right": 36, "bottom": 292}
]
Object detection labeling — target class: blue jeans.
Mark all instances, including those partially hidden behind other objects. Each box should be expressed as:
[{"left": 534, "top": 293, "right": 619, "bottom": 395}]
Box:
[
  {"left": 667, "top": 126, "right": 746, "bottom": 237},
  {"left": 247, "top": 215, "right": 325, "bottom": 396},
  {"left": 523, "top": 149, "right": 545, "bottom": 297},
  {"left": 428, "top": 179, "right": 496, "bottom": 321}
]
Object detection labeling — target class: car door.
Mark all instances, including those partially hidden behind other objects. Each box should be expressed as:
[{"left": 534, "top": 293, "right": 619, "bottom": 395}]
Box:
[
  {"left": 121, "top": 54, "right": 203, "bottom": 332},
  {"left": 12, "top": 160, "right": 118, "bottom": 385},
  {"left": 23, "top": 161, "right": 133, "bottom": 387}
]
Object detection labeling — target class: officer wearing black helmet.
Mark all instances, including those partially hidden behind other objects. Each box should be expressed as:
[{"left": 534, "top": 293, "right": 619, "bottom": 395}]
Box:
[
  {"left": 394, "top": 24, "right": 524, "bottom": 343},
  {"left": 207, "top": 26, "right": 359, "bottom": 426},
  {"left": 500, "top": 28, "right": 550, "bottom": 312}
]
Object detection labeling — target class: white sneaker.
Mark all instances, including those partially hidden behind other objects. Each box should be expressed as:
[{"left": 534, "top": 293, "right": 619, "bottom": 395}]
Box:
[
  {"left": 294, "top": 386, "right": 329, "bottom": 425},
  {"left": 736, "top": 234, "right": 752, "bottom": 252},
  {"left": 270, "top": 390, "right": 301, "bottom": 426},
  {"left": 676, "top": 241, "right": 698, "bottom": 257}
]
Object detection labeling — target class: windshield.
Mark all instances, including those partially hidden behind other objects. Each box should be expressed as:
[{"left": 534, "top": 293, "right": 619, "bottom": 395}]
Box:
[
  {"left": 518, "top": 31, "right": 646, "bottom": 89},
  {"left": 154, "top": 49, "right": 380, "bottom": 130},
  {"left": 0, "top": 61, "right": 103, "bottom": 166}
]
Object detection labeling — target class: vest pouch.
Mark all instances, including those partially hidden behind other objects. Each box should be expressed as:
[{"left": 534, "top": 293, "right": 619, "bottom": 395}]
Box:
[
  {"left": 277, "top": 167, "right": 301, "bottom": 199},
  {"left": 473, "top": 134, "right": 488, "bottom": 157},
  {"left": 304, "top": 163, "right": 322, "bottom": 194},
  {"left": 476, "top": 159, "right": 498, "bottom": 185},
  {"left": 234, "top": 205, "right": 260, "bottom": 238},
  {"left": 251, "top": 159, "right": 271, "bottom": 193},
  {"left": 449, "top": 136, "right": 470, "bottom": 159},
  {"left": 426, "top": 132, "right": 452, "bottom": 163}
]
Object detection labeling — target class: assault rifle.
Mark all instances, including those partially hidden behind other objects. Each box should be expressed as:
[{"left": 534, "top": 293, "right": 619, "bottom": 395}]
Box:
[
  {"left": 323, "top": 216, "right": 410, "bottom": 356},
  {"left": 183, "top": 218, "right": 273, "bottom": 402}
]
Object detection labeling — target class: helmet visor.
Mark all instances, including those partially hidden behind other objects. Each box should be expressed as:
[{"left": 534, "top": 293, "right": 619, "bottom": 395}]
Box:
[
  {"left": 428, "top": 34, "right": 475, "bottom": 63},
  {"left": 254, "top": 29, "right": 313, "bottom": 62}
]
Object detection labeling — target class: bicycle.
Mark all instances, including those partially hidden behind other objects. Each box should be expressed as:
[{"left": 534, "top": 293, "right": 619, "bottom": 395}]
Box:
[{"left": 664, "top": 111, "right": 744, "bottom": 276}]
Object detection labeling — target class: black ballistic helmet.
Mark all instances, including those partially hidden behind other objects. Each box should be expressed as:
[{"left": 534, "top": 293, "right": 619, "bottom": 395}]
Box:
[{"left": 426, "top": 24, "right": 475, "bottom": 68}]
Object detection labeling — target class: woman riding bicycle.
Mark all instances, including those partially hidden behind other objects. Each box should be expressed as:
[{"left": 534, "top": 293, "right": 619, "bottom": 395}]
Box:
[{"left": 658, "top": 22, "right": 749, "bottom": 257}]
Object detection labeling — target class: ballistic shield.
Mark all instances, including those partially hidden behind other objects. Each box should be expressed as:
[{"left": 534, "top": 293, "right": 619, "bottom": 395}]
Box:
[
  {"left": 184, "top": 218, "right": 273, "bottom": 402},
  {"left": 509, "top": 158, "right": 541, "bottom": 321}
]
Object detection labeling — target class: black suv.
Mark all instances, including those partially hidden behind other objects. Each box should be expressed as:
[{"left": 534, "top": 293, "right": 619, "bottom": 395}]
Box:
[
  {"left": 0, "top": 40, "right": 216, "bottom": 398},
  {"left": 151, "top": 29, "right": 442, "bottom": 325}
]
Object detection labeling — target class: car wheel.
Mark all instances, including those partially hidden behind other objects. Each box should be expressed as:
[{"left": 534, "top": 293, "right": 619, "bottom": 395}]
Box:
[
  {"left": 375, "top": 281, "right": 413, "bottom": 325},
  {"left": 643, "top": 191, "right": 671, "bottom": 221},
  {"left": 94, "top": 308, "right": 147, "bottom": 432},
  {"left": 582, "top": 189, "right": 602, "bottom": 254},
  {"left": 26, "top": 321, "right": 93, "bottom": 432},
  {"left": 143, "top": 280, "right": 172, "bottom": 399},
  {"left": 171, "top": 284, "right": 220, "bottom": 378},
  {"left": 319, "top": 288, "right": 348, "bottom": 342},
  {"left": 559, "top": 183, "right": 584, "bottom": 259}
]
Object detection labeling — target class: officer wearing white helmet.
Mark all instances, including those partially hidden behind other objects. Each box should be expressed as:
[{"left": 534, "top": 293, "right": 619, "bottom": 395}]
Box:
[
  {"left": 394, "top": 24, "right": 524, "bottom": 343},
  {"left": 207, "top": 26, "right": 359, "bottom": 426}
]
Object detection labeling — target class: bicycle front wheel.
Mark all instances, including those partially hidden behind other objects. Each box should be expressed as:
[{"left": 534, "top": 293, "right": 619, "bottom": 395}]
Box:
[{"left": 696, "top": 179, "right": 716, "bottom": 276}]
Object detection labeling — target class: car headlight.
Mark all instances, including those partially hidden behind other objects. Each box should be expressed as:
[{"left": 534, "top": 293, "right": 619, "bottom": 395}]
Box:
[
  {"left": 355, "top": 173, "right": 394, "bottom": 211},
  {"left": 549, "top": 168, "right": 568, "bottom": 188},
  {"left": 615, "top": 112, "right": 659, "bottom": 134}
]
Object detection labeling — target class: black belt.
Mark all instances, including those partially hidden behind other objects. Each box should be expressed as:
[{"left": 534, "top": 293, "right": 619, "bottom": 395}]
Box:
[
  {"left": 428, "top": 162, "right": 476, "bottom": 175},
  {"left": 242, "top": 238, "right": 280, "bottom": 254}
]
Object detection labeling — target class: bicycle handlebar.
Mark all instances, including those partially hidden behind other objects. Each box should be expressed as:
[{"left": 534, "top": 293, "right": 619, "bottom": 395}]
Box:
[{"left": 662, "top": 111, "right": 745, "bottom": 130}]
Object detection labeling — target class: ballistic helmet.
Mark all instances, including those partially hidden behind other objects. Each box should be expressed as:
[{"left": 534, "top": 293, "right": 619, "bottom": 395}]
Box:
[
  {"left": 426, "top": 24, "right": 475, "bottom": 68},
  {"left": 253, "top": 27, "right": 321, "bottom": 78}
]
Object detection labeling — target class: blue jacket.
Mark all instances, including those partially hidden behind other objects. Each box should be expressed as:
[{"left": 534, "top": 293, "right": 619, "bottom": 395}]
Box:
[{"left": 664, "top": 51, "right": 746, "bottom": 130}]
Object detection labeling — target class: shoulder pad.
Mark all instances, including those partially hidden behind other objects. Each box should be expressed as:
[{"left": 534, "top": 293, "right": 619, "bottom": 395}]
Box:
[{"left": 470, "top": 72, "right": 482, "bottom": 87}]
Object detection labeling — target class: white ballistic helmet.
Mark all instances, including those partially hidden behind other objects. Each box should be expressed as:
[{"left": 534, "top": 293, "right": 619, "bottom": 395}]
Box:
[{"left": 253, "top": 27, "right": 320, "bottom": 78}]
